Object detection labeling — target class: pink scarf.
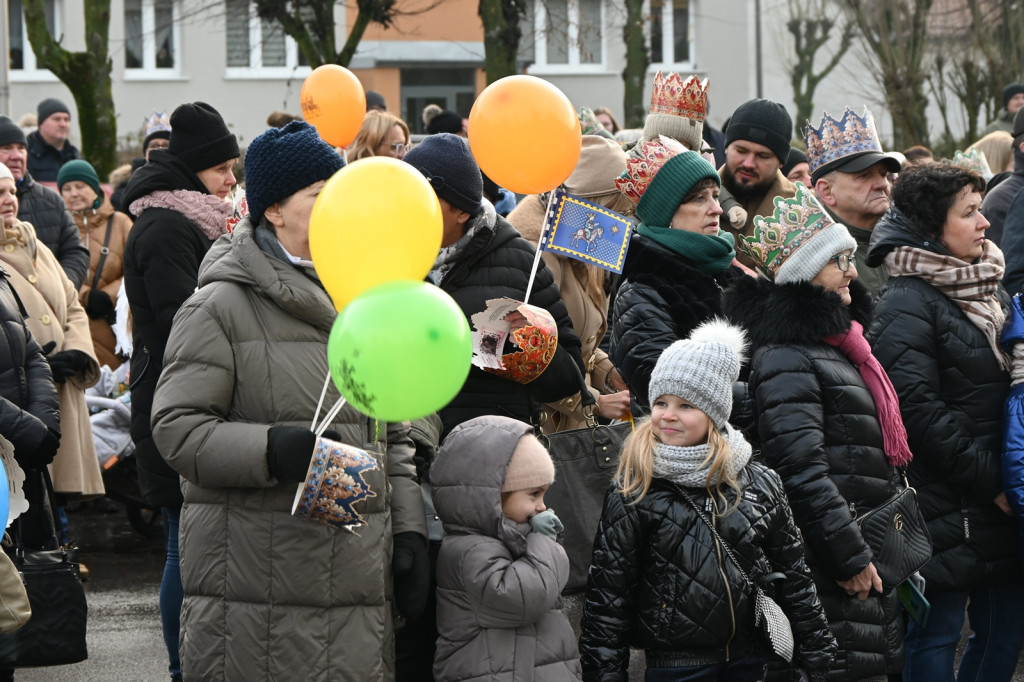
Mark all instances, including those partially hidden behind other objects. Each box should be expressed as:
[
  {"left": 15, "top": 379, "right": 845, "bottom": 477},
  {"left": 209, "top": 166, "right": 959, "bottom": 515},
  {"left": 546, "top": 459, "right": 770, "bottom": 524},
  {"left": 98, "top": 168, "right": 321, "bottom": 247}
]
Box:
[{"left": 823, "top": 320, "right": 913, "bottom": 468}]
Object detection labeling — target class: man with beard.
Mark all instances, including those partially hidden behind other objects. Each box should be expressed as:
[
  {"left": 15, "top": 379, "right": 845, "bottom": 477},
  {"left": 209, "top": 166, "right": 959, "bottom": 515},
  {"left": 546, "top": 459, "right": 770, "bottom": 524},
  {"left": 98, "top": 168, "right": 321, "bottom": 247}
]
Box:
[
  {"left": 718, "top": 98, "right": 796, "bottom": 268},
  {"left": 805, "top": 107, "right": 902, "bottom": 295}
]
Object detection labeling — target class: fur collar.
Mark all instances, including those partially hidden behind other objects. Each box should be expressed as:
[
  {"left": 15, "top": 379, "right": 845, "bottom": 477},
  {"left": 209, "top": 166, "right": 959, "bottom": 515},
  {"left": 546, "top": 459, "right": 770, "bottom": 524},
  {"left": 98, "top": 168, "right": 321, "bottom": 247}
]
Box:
[
  {"left": 723, "top": 276, "right": 872, "bottom": 348},
  {"left": 128, "top": 189, "right": 232, "bottom": 240}
]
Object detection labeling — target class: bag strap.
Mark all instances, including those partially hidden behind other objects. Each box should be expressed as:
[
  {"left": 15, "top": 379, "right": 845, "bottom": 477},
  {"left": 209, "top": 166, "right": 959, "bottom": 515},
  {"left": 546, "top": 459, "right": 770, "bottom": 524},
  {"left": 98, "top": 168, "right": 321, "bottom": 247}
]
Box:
[
  {"left": 12, "top": 468, "right": 63, "bottom": 554},
  {"left": 90, "top": 215, "right": 115, "bottom": 293},
  {"left": 670, "top": 481, "right": 757, "bottom": 591}
]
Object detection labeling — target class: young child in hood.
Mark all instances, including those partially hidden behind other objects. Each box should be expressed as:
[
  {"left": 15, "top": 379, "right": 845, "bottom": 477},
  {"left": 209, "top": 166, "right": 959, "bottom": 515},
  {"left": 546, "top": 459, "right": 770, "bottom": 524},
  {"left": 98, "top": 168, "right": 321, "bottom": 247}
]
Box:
[
  {"left": 579, "top": 319, "right": 836, "bottom": 681},
  {"left": 430, "top": 415, "right": 582, "bottom": 681}
]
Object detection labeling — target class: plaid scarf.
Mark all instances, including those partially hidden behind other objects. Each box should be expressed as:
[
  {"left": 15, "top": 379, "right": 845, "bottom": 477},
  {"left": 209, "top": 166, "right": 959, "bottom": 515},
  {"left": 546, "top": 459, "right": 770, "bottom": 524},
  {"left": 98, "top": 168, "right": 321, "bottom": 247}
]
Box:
[{"left": 885, "top": 242, "right": 1009, "bottom": 371}]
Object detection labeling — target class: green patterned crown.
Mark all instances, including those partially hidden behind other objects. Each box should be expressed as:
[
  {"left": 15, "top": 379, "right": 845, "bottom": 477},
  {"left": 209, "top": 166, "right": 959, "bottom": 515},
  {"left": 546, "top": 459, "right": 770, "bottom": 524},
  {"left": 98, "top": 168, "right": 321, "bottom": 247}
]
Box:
[{"left": 738, "top": 182, "right": 837, "bottom": 279}]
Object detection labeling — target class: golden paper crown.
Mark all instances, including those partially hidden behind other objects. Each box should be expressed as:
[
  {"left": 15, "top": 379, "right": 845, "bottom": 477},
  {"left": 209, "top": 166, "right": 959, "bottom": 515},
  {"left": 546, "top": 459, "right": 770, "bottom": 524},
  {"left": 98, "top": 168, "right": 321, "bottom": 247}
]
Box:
[
  {"left": 649, "top": 71, "right": 708, "bottom": 123},
  {"left": 953, "top": 148, "right": 992, "bottom": 179},
  {"left": 615, "top": 135, "right": 688, "bottom": 206},
  {"left": 804, "top": 107, "right": 883, "bottom": 177},
  {"left": 738, "top": 183, "right": 839, "bottom": 279}
]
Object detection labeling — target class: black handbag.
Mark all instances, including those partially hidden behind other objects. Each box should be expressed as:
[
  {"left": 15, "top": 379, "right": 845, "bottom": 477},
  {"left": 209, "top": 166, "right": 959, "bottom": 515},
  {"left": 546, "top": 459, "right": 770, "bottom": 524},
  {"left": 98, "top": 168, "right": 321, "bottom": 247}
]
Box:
[
  {"left": 855, "top": 478, "right": 932, "bottom": 590},
  {"left": 538, "top": 373, "right": 632, "bottom": 592},
  {"left": 0, "top": 469, "right": 88, "bottom": 667}
]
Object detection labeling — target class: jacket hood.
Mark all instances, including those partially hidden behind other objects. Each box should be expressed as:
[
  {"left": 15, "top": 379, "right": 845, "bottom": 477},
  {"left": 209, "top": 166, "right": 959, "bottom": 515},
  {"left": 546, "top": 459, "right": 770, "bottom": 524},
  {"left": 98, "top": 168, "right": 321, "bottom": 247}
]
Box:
[
  {"left": 430, "top": 416, "right": 535, "bottom": 552},
  {"left": 865, "top": 205, "right": 951, "bottom": 267},
  {"left": 723, "top": 275, "right": 871, "bottom": 348},
  {"left": 122, "top": 150, "right": 208, "bottom": 207},
  {"left": 198, "top": 217, "right": 336, "bottom": 333}
]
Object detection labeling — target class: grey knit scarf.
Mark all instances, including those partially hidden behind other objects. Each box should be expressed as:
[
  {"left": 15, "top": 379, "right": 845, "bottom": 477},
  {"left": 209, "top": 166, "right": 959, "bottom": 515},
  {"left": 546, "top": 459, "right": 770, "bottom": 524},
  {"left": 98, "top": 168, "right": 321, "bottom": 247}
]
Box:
[
  {"left": 428, "top": 200, "right": 497, "bottom": 285},
  {"left": 652, "top": 423, "right": 752, "bottom": 489}
]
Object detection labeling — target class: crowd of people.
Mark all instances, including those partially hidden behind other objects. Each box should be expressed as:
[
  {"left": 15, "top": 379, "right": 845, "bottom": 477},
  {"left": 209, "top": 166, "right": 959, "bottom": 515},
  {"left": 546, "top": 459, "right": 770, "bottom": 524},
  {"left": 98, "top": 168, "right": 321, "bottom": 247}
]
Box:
[{"left": 0, "top": 75, "right": 1022, "bottom": 682}]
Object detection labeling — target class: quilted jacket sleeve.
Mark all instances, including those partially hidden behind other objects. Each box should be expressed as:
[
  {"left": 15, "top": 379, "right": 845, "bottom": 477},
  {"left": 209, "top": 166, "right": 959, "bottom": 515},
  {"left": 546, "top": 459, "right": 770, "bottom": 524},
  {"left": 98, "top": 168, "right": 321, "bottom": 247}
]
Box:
[
  {"left": 610, "top": 280, "right": 675, "bottom": 411},
  {"left": 751, "top": 346, "right": 872, "bottom": 581},
  {"left": 0, "top": 331, "right": 60, "bottom": 456},
  {"left": 54, "top": 204, "right": 90, "bottom": 291},
  {"left": 869, "top": 290, "right": 1002, "bottom": 501},
  {"left": 579, "top": 487, "right": 642, "bottom": 682},
  {"left": 1003, "top": 384, "right": 1024, "bottom": 517},
  {"left": 385, "top": 420, "right": 428, "bottom": 538}
]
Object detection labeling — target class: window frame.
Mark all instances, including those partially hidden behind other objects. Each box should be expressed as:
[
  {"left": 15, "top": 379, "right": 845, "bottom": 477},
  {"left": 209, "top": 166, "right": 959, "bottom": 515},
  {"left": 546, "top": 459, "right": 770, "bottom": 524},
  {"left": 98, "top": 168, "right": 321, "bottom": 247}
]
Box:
[
  {"left": 122, "top": 0, "right": 184, "bottom": 80},
  {"left": 647, "top": 0, "right": 695, "bottom": 71},
  {"left": 223, "top": 2, "right": 312, "bottom": 80},
  {"left": 526, "top": 0, "right": 610, "bottom": 76},
  {"left": 7, "top": 0, "right": 60, "bottom": 82}
]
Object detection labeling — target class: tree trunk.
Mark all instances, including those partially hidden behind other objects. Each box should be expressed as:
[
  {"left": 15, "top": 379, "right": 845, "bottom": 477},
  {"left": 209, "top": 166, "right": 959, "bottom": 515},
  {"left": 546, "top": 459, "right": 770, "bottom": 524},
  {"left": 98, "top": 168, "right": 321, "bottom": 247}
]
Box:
[
  {"left": 479, "top": 0, "right": 524, "bottom": 83},
  {"left": 621, "top": 0, "right": 647, "bottom": 129}
]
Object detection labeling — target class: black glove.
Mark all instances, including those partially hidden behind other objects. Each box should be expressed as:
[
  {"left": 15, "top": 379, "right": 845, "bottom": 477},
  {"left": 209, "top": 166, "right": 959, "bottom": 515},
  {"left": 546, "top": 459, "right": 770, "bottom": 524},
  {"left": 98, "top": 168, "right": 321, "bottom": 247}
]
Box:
[
  {"left": 16, "top": 424, "right": 60, "bottom": 470},
  {"left": 85, "top": 289, "right": 114, "bottom": 320},
  {"left": 266, "top": 426, "right": 318, "bottom": 482},
  {"left": 47, "top": 350, "right": 91, "bottom": 383},
  {"left": 392, "top": 531, "right": 429, "bottom": 620}
]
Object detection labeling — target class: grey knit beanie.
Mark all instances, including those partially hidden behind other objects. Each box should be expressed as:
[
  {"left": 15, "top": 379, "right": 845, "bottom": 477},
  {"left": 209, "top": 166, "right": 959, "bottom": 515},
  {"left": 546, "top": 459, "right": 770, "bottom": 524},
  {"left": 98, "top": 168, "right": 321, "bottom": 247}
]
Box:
[
  {"left": 648, "top": 318, "right": 748, "bottom": 429},
  {"left": 0, "top": 116, "right": 27, "bottom": 147},
  {"left": 775, "top": 222, "right": 858, "bottom": 285}
]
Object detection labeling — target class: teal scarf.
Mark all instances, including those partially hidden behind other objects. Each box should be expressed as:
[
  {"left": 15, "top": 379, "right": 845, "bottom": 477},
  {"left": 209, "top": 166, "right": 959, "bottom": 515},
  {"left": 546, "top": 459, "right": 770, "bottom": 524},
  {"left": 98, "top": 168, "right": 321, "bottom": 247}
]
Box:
[{"left": 637, "top": 223, "right": 736, "bottom": 275}]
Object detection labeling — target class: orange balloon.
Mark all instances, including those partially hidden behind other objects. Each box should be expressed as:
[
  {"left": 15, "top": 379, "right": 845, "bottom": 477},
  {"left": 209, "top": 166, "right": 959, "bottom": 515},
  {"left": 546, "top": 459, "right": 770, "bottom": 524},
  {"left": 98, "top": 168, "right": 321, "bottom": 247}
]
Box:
[
  {"left": 468, "top": 75, "right": 581, "bottom": 195},
  {"left": 301, "top": 65, "right": 366, "bottom": 147}
]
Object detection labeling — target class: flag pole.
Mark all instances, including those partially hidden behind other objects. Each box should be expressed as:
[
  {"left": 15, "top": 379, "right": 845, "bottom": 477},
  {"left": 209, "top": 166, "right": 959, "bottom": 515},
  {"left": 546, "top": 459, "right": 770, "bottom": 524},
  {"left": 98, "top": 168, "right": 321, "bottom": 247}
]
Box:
[{"left": 523, "top": 190, "right": 559, "bottom": 305}]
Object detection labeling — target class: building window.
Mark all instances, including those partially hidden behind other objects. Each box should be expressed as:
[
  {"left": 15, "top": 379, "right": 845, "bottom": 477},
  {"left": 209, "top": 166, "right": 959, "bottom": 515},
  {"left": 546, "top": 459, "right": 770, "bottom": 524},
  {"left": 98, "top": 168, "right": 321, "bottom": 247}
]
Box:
[
  {"left": 7, "top": 0, "right": 58, "bottom": 73},
  {"left": 225, "top": 0, "right": 310, "bottom": 76},
  {"left": 125, "top": 0, "right": 178, "bottom": 71},
  {"left": 528, "top": 0, "right": 605, "bottom": 72},
  {"left": 650, "top": 0, "right": 691, "bottom": 66}
]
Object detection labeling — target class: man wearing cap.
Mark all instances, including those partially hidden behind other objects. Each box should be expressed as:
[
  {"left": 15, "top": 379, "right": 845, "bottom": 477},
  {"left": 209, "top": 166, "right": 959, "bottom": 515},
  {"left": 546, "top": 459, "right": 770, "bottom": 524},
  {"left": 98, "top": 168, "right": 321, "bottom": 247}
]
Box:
[
  {"left": 717, "top": 98, "right": 797, "bottom": 267},
  {"left": 983, "top": 83, "right": 1024, "bottom": 136},
  {"left": 805, "top": 107, "right": 902, "bottom": 296},
  {"left": 0, "top": 115, "right": 90, "bottom": 288},
  {"left": 26, "top": 97, "right": 80, "bottom": 182},
  {"left": 982, "top": 107, "right": 1024, "bottom": 245}
]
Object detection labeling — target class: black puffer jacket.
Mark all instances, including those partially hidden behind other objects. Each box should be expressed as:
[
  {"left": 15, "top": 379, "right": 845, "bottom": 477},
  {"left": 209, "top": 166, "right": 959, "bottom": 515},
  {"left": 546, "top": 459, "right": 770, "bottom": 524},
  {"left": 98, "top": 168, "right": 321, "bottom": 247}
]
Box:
[
  {"left": 580, "top": 462, "right": 836, "bottom": 681},
  {"left": 723, "top": 276, "right": 904, "bottom": 681},
  {"left": 16, "top": 173, "right": 90, "bottom": 289},
  {"left": 866, "top": 207, "right": 1019, "bottom": 591},
  {"left": 122, "top": 152, "right": 220, "bottom": 508},
  {"left": 26, "top": 131, "right": 80, "bottom": 183},
  {"left": 436, "top": 204, "right": 584, "bottom": 438},
  {"left": 610, "top": 234, "right": 745, "bottom": 411}
]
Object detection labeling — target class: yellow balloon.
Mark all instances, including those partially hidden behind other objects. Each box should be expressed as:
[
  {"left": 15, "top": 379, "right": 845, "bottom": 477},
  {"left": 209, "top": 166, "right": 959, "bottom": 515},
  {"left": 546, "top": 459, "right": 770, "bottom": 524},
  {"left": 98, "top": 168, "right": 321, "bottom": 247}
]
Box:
[{"left": 310, "top": 157, "right": 443, "bottom": 311}]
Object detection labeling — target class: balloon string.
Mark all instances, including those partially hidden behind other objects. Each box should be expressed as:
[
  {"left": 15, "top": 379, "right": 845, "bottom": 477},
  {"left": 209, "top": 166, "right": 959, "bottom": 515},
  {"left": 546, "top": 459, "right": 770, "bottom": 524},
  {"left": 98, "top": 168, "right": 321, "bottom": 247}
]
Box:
[
  {"left": 315, "top": 396, "right": 348, "bottom": 438},
  {"left": 311, "top": 371, "right": 332, "bottom": 431},
  {"left": 523, "top": 190, "right": 558, "bottom": 305}
]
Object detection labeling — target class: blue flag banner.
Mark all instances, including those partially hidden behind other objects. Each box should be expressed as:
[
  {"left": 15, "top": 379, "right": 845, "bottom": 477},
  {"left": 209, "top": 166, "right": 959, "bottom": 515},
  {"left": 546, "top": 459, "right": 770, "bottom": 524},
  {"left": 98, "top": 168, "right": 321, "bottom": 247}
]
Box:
[{"left": 540, "top": 189, "right": 634, "bottom": 274}]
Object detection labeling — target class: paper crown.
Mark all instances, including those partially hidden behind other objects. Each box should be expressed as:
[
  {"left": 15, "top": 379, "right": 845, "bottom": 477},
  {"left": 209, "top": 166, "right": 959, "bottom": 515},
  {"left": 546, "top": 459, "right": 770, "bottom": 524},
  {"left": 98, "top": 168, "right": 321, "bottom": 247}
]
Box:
[
  {"left": 649, "top": 71, "right": 709, "bottom": 123},
  {"left": 804, "top": 107, "right": 883, "bottom": 177},
  {"left": 738, "top": 182, "right": 838, "bottom": 279},
  {"left": 578, "top": 106, "right": 615, "bottom": 141},
  {"left": 953, "top": 147, "right": 993, "bottom": 180},
  {"left": 144, "top": 110, "right": 171, "bottom": 138},
  {"left": 615, "top": 135, "right": 688, "bottom": 206}
]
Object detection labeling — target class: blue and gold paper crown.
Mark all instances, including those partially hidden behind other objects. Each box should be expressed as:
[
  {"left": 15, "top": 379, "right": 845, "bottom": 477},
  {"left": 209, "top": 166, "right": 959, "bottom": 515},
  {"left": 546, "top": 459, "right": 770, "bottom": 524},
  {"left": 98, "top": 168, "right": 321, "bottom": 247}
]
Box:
[
  {"left": 738, "top": 182, "right": 838, "bottom": 280},
  {"left": 144, "top": 111, "right": 171, "bottom": 138},
  {"left": 804, "top": 107, "right": 883, "bottom": 178}
]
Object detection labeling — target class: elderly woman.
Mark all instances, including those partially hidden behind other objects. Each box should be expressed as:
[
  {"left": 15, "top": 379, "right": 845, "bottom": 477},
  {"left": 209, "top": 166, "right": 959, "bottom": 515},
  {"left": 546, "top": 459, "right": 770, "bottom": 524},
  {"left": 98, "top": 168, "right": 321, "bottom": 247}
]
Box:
[
  {"left": 349, "top": 110, "right": 411, "bottom": 161},
  {"left": 151, "top": 121, "right": 427, "bottom": 680},
  {"left": 57, "top": 160, "right": 132, "bottom": 369},
  {"left": 724, "top": 185, "right": 907, "bottom": 681},
  {"left": 611, "top": 139, "right": 746, "bottom": 413},
  {"left": 866, "top": 163, "right": 1024, "bottom": 681}
]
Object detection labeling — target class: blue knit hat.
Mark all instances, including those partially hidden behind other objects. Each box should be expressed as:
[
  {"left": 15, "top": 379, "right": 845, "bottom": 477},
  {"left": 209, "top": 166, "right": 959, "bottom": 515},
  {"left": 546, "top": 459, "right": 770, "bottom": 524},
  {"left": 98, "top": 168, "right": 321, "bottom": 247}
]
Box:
[
  {"left": 244, "top": 120, "right": 345, "bottom": 224},
  {"left": 403, "top": 133, "right": 483, "bottom": 215}
]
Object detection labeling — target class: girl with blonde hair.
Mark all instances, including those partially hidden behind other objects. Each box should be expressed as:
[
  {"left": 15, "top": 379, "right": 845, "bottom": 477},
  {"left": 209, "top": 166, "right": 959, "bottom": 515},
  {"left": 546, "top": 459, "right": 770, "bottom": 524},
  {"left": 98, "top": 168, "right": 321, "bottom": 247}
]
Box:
[
  {"left": 580, "top": 319, "right": 836, "bottom": 681},
  {"left": 348, "top": 110, "right": 411, "bottom": 161}
]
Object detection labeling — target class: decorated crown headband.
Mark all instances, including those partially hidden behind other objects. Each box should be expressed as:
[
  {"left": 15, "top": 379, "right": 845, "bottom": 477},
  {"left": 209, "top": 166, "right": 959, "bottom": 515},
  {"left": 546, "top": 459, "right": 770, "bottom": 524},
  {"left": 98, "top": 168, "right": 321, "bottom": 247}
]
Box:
[
  {"left": 578, "top": 106, "right": 615, "bottom": 141},
  {"left": 738, "top": 182, "right": 838, "bottom": 279},
  {"left": 615, "top": 135, "right": 688, "bottom": 206},
  {"left": 952, "top": 147, "right": 992, "bottom": 179},
  {"left": 804, "top": 107, "right": 882, "bottom": 177},
  {"left": 649, "top": 71, "right": 708, "bottom": 123},
  {"left": 144, "top": 110, "right": 171, "bottom": 137}
]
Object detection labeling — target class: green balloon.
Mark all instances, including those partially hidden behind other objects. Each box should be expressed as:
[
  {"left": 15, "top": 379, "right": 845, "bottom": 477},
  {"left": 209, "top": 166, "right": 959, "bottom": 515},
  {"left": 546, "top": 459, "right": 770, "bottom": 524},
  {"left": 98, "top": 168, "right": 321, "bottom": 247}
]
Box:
[{"left": 328, "top": 280, "right": 472, "bottom": 422}]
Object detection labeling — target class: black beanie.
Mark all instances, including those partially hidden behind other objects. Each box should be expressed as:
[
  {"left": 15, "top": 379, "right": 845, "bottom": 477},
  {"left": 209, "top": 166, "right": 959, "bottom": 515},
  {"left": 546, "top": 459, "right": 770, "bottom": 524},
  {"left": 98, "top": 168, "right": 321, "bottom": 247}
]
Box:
[
  {"left": 427, "top": 110, "right": 463, "bottom": 135},
  {"left": 725, "top": 99, "right": 793, "bottom": 164},
  {"left": 37, "top": 97, "right": 70, "bottom": 125},
  {"left": 403, "top": 133, "right": 483, "bottom": 215},
  {"left": 244, "top": 121, "right": 345, "bottom": 225},
  {"left": 1003, "top": 84, "right": 1024, "bottom": 109},
  {"left": 0, "top": 116, "right": 26, "bottom": 147},
  {"left": 168, "top": 102, "right": 240, "bottom": 173},
  {"left": 781, "top": 147, "right": 807, "bottom": 176}
]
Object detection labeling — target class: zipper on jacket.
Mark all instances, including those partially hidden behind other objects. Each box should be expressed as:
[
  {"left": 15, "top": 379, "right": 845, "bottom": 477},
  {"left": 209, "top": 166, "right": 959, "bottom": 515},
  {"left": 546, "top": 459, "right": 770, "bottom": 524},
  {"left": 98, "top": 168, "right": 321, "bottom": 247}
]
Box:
[{"left": 709, "top": 500, "right": 737, "bottom": 660}]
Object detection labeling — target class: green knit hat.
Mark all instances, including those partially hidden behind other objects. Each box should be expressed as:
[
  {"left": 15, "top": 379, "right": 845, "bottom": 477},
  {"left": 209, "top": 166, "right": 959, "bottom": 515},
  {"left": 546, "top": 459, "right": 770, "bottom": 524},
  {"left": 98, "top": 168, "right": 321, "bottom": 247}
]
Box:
[
  {"left": 624, "top": 146, "right": 720, "bottom": 227},
  {"left": 57, "top": 160, "right": 103, "bottom": 210}
]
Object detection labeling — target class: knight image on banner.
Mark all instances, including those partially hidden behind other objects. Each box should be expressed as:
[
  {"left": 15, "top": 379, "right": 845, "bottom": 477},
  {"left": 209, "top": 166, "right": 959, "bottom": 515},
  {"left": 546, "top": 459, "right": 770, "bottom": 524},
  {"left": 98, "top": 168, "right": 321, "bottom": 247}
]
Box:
[{"left": 541, "top": 189, "right": 634, "bottom": 274}]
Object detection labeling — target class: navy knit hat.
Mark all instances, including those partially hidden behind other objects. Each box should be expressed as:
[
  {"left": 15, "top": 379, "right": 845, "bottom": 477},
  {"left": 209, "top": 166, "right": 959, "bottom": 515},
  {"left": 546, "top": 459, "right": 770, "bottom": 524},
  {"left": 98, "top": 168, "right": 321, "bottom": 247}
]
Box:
[
  {"left": 0, "top": 116, "right": 26, "bottom": 147},
  {"left": 57, "top": 159, "right": 103, "bottom": 209},
  {"left": 37, "top": 98, "right": 70, "bottom": 125},
  {"left": 1003, "top": 84, "right": 1024, "bottom": 110},
  {"left": 403, "top": 133, "right": 483, "bottom": 215},
  {"left": 168, "top": 102, "right": 240, "bottom": 173},
  {"left": 725, "top": 99, "right": 793, "bottom": 164},
  {"left": 244, "top": 120, "right": 345, "bottom": 225}
]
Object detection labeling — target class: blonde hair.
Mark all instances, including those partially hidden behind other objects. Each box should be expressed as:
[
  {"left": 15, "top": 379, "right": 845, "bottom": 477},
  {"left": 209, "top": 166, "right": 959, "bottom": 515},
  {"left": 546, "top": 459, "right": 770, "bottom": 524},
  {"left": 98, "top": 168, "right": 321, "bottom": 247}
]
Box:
[
  {"left": 349, "top": 111, "right": 410, "bottom": 161},
  {"left": 969, "top": 131, "right": 1014, "bottom": 175},
  {"left": 616, "top": 414, "right": 743, "bottom": 511}
]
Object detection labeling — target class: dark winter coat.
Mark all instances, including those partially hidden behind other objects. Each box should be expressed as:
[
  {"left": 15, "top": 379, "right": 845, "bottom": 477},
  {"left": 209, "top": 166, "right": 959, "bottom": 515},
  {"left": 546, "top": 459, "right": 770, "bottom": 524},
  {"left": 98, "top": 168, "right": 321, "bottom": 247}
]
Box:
[
  {"left": 866, "top": 207, "right": 1019, "bottom": 592},
  {"left": 610, "top": 234, "right": 745, "bottom": 412},
  {"left": 723, "top": 277, "right": 904, "bottom": 681},
  {"left": 15, "top": 173, "right": 90, "bottom": 289},
  {"left": 980, "top": 146, "right": 1023, "bottom": 246},
  {"left": 122, "top": 151, "right": 222, "bottom": 508},
  {"left": 579, "top": 463, "right": 836, "bottom": 681},
  {"left": 26, "top": 130, "right": 80, "bottom": 183},
  {"left": 998, "top": 186, "right": 1024, "bottom": 296},
  {"left": 435, "top": 203, "right": 585, "bottom": 438},
  {"left": 1001, "top": 294, "right": 1024, "bottom": 517}
]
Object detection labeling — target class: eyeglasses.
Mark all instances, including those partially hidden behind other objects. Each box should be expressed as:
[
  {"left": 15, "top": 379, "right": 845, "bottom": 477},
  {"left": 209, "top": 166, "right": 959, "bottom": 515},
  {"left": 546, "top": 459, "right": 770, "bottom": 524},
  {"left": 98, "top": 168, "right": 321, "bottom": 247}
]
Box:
[
  {"left": 389, "top": 143, "right": 411, "bottom": 154},
  {"left": 829, "top": 253, "right": 856, "bottom": 272}
]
